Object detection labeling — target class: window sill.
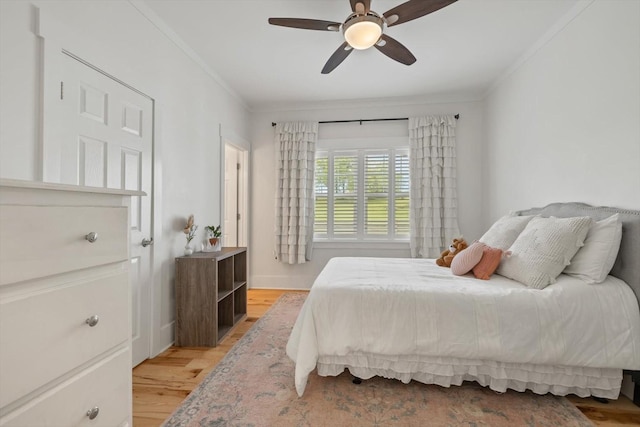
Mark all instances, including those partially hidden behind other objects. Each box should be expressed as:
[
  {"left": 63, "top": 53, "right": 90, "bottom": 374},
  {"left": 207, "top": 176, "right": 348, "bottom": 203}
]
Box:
[{"left": 313, "top": 240, "right": 410, "bottom": 250}]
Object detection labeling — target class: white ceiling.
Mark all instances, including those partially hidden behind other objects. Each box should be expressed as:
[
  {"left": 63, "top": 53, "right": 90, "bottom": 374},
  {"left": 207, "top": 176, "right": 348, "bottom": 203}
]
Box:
[{"left": 140, "top": 0, "right": 580, "bottom": 110}]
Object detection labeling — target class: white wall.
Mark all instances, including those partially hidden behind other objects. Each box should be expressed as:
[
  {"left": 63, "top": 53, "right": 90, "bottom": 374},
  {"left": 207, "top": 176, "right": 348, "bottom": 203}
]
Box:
[
  {"left": 250, "top": 99, "right": 484, "bottom": 289},
  {"left": 484, "top": 0, "right": 640, "bottom": 222},
  {"left": 483, "top": 0, "right": 640, "bottom": 400},
  {"left": 0, "top": 0, "right": 251, "bottom": 356}
]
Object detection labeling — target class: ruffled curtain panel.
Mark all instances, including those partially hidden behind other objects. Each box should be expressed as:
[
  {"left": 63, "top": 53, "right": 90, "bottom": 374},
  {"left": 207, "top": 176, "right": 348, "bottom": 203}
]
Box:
[
  {"left": 274, "top": 121, "right": 317, "bottom": 264},
  {"left": 409, "top": 115, "right": 460, "bottom": 258}
]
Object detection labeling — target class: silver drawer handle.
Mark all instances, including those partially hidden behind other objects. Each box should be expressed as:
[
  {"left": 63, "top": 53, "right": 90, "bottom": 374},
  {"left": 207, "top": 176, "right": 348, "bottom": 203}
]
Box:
[
  {"left": 141, "top": 237, "right": 154, "bottom": 247},
  {"left": 85, "top": 232, "right": 98, "bottom": 243},
  {"left": 86, "top": 406, "right": 99, "bottom": 420},
  {"left": 85, "top": 315, "right": 99, "bottom": 327}
]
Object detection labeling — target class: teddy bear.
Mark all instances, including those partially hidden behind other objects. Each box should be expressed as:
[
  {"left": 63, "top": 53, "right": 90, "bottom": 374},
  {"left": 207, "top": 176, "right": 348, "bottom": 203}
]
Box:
[{"left": 436, "top": 238, "right": 468, "bottom": 267}]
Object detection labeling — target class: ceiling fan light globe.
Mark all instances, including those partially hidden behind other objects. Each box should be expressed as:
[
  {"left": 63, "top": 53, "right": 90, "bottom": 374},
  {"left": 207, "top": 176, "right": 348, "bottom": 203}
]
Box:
[{"left": 343, "top": 17, "right": 383, "bottom": 50}]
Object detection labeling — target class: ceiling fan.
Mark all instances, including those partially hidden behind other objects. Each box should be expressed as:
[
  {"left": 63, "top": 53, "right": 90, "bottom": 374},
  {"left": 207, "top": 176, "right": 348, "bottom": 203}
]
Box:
[{"left": 268, "top": 0, "right": 458, "bottom": 74}]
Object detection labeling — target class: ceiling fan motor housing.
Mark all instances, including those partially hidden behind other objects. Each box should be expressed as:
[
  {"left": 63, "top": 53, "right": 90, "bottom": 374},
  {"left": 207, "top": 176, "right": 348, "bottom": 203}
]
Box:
[{"left": 343, "top": 12, "right": 384, "bottom": 50}]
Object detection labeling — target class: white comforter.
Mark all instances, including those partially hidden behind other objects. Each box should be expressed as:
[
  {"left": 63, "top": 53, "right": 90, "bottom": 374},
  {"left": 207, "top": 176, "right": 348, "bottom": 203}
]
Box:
[{"left": 286, "top": 257, "right": 640, "bottom": 396}]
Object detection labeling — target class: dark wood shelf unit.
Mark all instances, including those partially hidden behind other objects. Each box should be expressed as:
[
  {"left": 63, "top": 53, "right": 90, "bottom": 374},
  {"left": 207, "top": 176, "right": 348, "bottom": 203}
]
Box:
[{"left": 174, "top": 247, "right": 248, "bottom": 346}]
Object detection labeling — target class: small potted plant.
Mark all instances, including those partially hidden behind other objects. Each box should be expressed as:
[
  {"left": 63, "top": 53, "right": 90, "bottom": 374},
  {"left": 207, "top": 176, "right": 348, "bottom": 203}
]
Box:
[{"left": 206, "top": 225, "right": 221, "bottom": 249}]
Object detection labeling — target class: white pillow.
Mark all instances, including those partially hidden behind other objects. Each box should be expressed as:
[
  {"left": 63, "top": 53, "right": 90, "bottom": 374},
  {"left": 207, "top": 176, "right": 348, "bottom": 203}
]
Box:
[
  {"left": 563, "top": 213, "right": 622, "bottom": 284},
  {"left": 497, "top": 216, "right": 593, "bottom": 289},
  {"left": 479, "top": 214, "right": 536, "bottom": 250}
]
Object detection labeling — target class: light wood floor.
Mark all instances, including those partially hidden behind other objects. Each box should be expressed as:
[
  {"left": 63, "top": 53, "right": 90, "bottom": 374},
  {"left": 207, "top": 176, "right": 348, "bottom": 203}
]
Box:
[{"left": 133, "top": 289, "right": 640, "bottom": 426}]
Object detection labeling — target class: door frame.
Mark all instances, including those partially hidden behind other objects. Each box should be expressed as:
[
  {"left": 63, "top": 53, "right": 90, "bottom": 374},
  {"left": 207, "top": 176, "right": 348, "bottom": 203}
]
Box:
[
  {"left": 220, "top": 126, "right": 250, "bottom": 250},
  {"left": 223, "top": 143, "right": 249, "bottom": 247},
  {"left": 36, "top": 7, "right": 160, "bottom": 362}
]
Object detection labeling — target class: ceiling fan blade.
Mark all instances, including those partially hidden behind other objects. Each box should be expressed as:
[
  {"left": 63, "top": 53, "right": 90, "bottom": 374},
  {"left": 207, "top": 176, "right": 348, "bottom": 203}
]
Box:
[
  {"left": 321, "top": 42, "right": 353, "bottom": 74},
  {"left": 374, "top": 34, "right": 416, "bottom": 65},
  {"left": 383, "top": 0, "right": 457, "bottom": 27},
  {"left": 349, "top": 0, "right": 371, "bottom": 14},
  {"left": 268, "top": 18, "right": 341, "bottom": 31}
]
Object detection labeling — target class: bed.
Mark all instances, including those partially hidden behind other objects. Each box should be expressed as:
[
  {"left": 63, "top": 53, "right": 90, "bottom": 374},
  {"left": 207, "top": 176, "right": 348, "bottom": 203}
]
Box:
[{"left": 286, "top": 203, "right": 640, "bottom": 400}]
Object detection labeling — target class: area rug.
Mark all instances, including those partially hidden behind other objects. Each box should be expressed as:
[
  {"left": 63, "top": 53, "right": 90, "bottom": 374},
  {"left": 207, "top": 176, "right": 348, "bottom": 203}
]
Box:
[{"left": 163, "top": 292, "right": 593, "bottom": 426}]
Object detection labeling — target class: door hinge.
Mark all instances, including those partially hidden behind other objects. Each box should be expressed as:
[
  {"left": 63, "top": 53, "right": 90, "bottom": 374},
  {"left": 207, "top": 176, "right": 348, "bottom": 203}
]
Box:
[
  {"left": 60, "top": 81, "right": 64, "bottom": 100},
  {"left": 237, "top": 163, "right": 241, "bottom": 170},
  {"left": 237, "top": 213, "right": 241, "bottom": 220}
]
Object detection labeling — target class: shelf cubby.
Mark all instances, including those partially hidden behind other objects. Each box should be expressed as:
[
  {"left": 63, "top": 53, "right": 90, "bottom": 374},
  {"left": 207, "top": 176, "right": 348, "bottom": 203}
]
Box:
[{"left": 174, "top": 247, "right": 248, "bottom": 346}]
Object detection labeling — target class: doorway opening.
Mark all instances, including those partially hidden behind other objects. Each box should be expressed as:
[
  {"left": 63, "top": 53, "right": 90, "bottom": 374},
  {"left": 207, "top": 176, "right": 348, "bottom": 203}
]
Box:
[{"left": 223, "top": 143, "right": 248, "bottom": 247}]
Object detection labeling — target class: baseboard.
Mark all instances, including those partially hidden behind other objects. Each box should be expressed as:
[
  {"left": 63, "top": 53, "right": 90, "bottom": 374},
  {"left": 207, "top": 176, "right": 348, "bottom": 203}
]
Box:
[
  {"left": 248, "top": 285, "right": 311, "bottom": 291},
  {"left": 151, "top": 341, "right": 174, "bottom": 359},
  {"left": 150, "top": 321, "right": 175, "bottom": 358},
  {"left": 250, "top": 275, "right": 316, "bottom": 289}
]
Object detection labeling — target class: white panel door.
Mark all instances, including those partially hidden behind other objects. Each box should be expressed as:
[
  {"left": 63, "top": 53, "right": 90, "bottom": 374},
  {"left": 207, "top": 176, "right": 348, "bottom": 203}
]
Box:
[{"left": 43, "top": 53, "right": 153, "bottom": 367}]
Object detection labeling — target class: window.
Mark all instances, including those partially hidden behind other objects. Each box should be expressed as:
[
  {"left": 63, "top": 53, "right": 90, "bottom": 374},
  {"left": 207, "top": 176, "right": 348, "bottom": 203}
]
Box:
[{"left": 314, "top": 148, "right": 409, "bottom": 240}]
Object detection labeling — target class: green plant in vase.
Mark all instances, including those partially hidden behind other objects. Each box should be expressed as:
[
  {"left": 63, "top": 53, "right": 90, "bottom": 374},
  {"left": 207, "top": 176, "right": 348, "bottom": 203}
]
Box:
[{"left": 206, "top": 225, "right": 221, "bottom": 248}]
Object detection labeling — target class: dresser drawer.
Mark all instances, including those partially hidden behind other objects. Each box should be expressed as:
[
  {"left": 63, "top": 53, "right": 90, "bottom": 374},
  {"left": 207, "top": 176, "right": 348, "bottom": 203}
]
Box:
[
  {"left": 0, "top": 348, "right": 131, "bottom": 426},
  {"left": 0, "top": 205, "right": 128, "bottom": 285},
  {"left": 0, "top": 272, "right": 129, "bottom": 408}
]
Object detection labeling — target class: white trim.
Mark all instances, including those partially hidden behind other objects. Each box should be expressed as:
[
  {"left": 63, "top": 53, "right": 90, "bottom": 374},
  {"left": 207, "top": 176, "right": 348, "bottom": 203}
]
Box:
[
  {"left": 483, "top": 0, "right": 595, "bottom": 99},
  {"left": 149, "top": 99, "right": 165, "bottom": 358},
  {"left": 62, "top": 50, "right": 152, "bottom": 99},
  {"left": 254, "top": 94, "right": 482, "bottom": 114},
  {"left": 315, "top": 147, "right": 410, "bottom": 241},
  {"left": 313, "top": 241, "right": 409, "bottom": 250},
  {"left": 250, "top": 275, "right": 319, "bottom": 289},
  {"left": 221, "top": 128, "right": 251, "bottom": 249},
  {"left": 318, "top": 136, "right": 408, "bottom": 150},
  {"left": 220, "top": 125, "right": 251, "bottom": 151},
  {"left": 0, "top": 178, "right": 144, "bottom": 196},
  {"left": 219, "top": 124, "right": 225, "bottom": 239},
  {"left": 127, "top": 0, "right": 249, "bottom": 111},
  {"left": 157, "top": 321, "right": 174, "bottom": 354},
  {"left": 249, "top": 284, "right": 312, "bottom": 291},
  {"left": 154, "top": 341, "right": 174, "bottom": 358}
]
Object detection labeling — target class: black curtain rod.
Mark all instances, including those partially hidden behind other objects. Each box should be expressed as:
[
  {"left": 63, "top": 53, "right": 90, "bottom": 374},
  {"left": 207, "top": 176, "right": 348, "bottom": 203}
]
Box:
[{"left": 271, "top": 114, "right": 459, "bottom": 127}]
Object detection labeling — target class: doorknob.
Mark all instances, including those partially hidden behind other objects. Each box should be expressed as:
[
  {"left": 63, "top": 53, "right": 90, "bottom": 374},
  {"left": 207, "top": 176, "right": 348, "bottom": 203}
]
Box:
[
  {"left": 85, "top": 232, "right": 98, "bottom": 243},
  {"left": 141, "top": 237, "right": 154, "bottom": 247}
]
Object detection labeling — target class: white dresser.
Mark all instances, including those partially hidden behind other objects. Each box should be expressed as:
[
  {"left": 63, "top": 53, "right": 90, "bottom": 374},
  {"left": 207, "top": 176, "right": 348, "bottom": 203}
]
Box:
[{"left": 0, "top": 179, "right": 142, "bottom": 426}]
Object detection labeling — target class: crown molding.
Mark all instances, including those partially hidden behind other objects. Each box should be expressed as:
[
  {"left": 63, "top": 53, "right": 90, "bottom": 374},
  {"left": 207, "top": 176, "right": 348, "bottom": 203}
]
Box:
[
  {"left": 252, "top": 92, "right": 484, "bottom": 114},
  {"left": 482, "top": 0, "right": 595, "bottom": 99},
  {"left": 128, "top": 0, "right": 250, "bottom": 111}
]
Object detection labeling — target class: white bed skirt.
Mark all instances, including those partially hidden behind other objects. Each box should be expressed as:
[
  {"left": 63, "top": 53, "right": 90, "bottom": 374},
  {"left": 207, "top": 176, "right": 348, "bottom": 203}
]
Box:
[{"left": 317, "top": 354, "right": 622, "bottom": 399}]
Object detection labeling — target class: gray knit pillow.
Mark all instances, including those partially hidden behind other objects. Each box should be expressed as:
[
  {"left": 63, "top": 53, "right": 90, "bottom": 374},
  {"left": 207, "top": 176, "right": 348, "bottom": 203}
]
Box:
[{"left": 497, "top": 216, "right": 593, "bottom": 289}]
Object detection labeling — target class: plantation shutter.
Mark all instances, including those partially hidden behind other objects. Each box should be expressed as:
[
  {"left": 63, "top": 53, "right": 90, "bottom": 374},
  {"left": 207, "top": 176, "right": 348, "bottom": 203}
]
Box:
[
  {"left": 333, "top": 152, "right": 358, "bottom": 237},
  {"left": 364, "top": 153, "right": 389, "bottom": 236},
  {"left": 313, "top": 148, "right": 409, "bottom": 241}
]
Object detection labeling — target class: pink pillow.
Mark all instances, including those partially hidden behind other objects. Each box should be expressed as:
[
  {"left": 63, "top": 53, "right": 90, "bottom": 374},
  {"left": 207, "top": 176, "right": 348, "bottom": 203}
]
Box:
[
  {"left": 451, "top": 241, "right": 485, "bottom": 276},
  {"left": 473, "top": 246, "right": 505, "bottom": 280}
]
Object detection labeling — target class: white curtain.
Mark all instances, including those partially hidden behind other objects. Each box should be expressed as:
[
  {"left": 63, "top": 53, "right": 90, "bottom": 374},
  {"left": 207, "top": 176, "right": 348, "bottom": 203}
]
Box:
[
  {"left": 274, "top": 121, "right": 317, "bottom": 264},
  {"left": 409, "top": 115, "right": 460, "bottom": 258}
]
